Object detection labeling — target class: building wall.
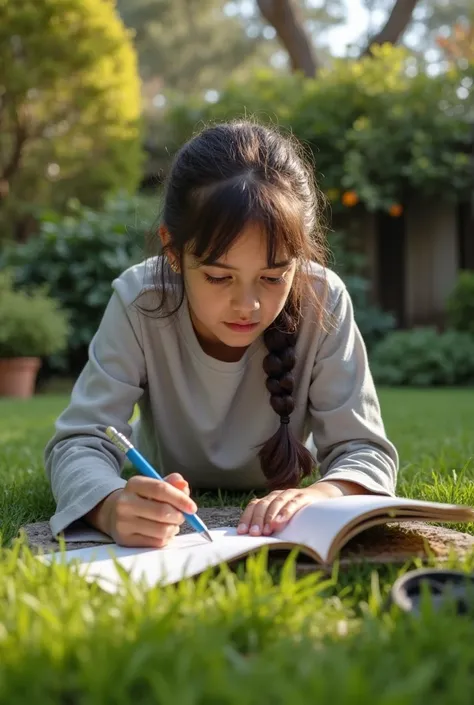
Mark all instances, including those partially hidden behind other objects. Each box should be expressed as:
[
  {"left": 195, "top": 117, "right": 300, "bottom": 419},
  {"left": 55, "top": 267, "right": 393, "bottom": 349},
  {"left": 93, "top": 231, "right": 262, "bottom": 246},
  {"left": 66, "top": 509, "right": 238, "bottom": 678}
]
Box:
[
  {"left": 331, "top": 201, "right": 461, "bottom": 328},
  {"left": 404, "top": 199, "right": 459, "bottom": 327}
]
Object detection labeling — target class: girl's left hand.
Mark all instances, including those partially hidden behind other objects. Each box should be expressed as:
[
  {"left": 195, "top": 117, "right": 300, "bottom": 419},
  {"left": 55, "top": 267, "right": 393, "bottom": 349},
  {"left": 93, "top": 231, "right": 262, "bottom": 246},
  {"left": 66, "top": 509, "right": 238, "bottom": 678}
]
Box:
[{"left": 237, "top": 486, "right": 329, "bottom": 537}]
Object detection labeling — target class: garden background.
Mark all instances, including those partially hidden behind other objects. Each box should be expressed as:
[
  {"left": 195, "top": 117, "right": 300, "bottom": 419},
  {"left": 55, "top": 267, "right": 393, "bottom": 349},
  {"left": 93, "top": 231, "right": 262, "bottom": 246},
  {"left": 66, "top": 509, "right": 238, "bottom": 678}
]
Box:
[
  {"left": 1, "top": 0, "right": 474, "bottom": 388},
  {"left": 1, "top": 2, "right": 474, "bottom": 703}
]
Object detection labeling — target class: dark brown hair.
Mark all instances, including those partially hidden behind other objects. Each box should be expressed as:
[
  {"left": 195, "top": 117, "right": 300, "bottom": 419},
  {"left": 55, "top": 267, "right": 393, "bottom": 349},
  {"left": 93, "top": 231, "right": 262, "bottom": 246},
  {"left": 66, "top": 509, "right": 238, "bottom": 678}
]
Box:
[{"left": 146, "top": 119, "right": 329, "bottom": 489}]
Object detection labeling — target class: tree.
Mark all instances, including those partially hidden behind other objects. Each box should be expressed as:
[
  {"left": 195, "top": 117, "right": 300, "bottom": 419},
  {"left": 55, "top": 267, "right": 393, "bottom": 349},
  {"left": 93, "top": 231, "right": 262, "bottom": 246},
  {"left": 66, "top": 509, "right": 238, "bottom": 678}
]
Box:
[
  {"left": 115, "top": 0, "right": 347, "bottom": 98},
  {"left": 116, "top": 0, "right": 269, "bottom": 98},
  {"left": 257, "top": 0, "right": 474, "bottom": 74},
  {"left": 0, "top": 0, "right": 143, "bottom": 241},
  {"left": 437, "top": 21, "right": 474, "bottom": 65},
  {"left": 116, "top": 0, "right": 473, "bottom": 96},
  {"left": 411, "top": 0, "right": 474, "bottom": 59},
  {"left": 257, "top": 0, "right": 421, "bottom": 75},
  {"left": 256, "top": 0, "right": 320, "bottom": 76},
  {"left": 360, "top": 0, "right": 420, "bottom": 56},
  {"left": 359, "top": 0, "right": 474, "bottom": 66},
  {"left": 163, "top": 44, "right": 473, "bottom": 210}
]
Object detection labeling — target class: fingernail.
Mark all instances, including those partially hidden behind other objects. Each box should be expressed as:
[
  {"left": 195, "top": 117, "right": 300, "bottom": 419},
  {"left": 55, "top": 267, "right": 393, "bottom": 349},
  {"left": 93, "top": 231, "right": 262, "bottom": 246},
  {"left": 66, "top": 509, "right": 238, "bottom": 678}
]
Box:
[
  {"left": 263, "top": 524, "right": 272, "bottom": 535},
  {"left": 237, "top": 523, "right": 248, "bottom": 534},
  {"left": 250, "top": 524, "right": 261, "bottom": 535},
  {"left": 275, "top": 513, "right": 285, "bottom": 523},
  {"left": 187, "top": 503, "right": 197, "bottom": 513}
]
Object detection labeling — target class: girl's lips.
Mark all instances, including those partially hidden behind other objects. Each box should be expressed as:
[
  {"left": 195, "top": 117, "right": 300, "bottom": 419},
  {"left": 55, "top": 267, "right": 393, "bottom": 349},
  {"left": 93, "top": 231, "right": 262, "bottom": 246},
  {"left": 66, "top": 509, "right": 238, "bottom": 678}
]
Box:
[{"left": 224, "top": 322, "right": 259, "bottom": 332}]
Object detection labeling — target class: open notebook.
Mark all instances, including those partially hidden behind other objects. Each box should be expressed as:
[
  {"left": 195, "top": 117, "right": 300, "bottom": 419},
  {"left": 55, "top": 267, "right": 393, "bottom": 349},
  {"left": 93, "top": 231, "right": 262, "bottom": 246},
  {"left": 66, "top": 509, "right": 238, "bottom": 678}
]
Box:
[{"left": 40, "top": 494, "right": 474, "bottom": 593}]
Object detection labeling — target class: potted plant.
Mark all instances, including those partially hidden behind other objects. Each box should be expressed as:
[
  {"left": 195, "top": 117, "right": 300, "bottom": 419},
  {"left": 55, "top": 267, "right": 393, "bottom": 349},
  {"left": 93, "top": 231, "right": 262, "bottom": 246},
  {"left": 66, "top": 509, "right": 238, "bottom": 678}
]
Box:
[{"left": 0, "top": 270, "right": 69, "bottom": 398}]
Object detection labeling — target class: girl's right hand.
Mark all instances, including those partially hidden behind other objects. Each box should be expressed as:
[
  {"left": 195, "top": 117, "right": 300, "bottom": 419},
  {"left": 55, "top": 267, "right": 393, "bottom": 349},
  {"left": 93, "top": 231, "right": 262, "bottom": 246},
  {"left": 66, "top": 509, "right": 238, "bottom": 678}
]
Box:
[{"left": 99, "top": 473, "right": 197, "bottom": 548}]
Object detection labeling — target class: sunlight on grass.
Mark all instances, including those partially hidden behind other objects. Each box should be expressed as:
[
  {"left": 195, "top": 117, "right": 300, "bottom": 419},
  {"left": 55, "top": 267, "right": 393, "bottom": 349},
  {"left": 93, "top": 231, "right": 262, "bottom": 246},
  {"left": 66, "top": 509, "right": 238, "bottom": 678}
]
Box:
[
  {"left": 0, "top": 388, "right": 473, "bottom": 544},
  {"left": 0, "top": 430, "right": 26, "bottom": 443},
  {"left": 1, "top": 388, "right": 474, "bottom": 702},
  {"left": 1, "top": 536, "right": 474, "bottom": 703}
]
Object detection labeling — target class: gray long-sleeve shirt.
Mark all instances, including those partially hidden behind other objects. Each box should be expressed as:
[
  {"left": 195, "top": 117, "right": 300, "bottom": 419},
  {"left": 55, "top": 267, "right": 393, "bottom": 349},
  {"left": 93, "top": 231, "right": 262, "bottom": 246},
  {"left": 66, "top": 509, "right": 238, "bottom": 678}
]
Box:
[{"left": 44, "top": 257, "right": 398, "bottom": 538}]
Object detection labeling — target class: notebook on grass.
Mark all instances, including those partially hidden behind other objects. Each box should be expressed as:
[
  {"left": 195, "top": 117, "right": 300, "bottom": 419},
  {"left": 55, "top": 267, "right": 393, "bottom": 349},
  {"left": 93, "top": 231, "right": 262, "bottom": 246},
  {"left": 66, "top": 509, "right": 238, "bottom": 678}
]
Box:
[{"left": 40, "top": 494, "right": 474, "bottom": 593}]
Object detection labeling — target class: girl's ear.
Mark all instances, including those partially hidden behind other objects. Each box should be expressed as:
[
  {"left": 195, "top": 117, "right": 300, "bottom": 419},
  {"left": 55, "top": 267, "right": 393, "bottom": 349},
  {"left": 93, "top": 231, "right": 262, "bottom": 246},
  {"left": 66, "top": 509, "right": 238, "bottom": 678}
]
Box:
[
  {"left": 159, "top": 225, "right": 180, "bottom": 273},
  {"left": 159, "top": 224, "right": 171, "bottom": 249}
]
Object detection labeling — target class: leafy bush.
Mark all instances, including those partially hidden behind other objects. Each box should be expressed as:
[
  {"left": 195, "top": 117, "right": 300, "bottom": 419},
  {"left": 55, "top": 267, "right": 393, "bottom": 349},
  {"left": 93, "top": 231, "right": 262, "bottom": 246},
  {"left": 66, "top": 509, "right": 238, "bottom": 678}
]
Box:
[
  {"left": 0, "top": 192, "right": 156, "bottom": 371},
  {"left": 370, "top": 328, "right": 474, "bottom": 387},
  {"left": 344, "top": 275, "right": 396, "bottom": 351},
  {"left": 328, "top": 231, "right": 396, "bottom": 350},
  {"left": 159, "top": 45, "right": 473, "bottom": 213},
  {"left": 446, "top": 271, "right": 474, "bottom": 336},
  {"left": 0, "top": 270, "right": 69, "bottom": 358},
  {"left": 0, "top": 0, "right": 144, "bottom": 242}
]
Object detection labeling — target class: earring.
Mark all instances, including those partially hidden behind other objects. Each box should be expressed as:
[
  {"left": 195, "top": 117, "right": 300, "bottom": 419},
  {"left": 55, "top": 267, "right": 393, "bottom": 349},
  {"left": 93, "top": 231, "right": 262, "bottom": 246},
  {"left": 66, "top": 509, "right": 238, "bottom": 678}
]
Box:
[{"left": 169, "top": 260, "right": 179, "bottom": 273}]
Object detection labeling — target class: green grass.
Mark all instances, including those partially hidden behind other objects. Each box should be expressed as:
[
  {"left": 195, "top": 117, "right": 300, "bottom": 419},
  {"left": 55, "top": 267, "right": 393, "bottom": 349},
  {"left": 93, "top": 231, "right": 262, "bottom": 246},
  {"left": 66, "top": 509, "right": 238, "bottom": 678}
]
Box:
[{"left": 1, "top": 388, "right": 474, "bottom": 703}]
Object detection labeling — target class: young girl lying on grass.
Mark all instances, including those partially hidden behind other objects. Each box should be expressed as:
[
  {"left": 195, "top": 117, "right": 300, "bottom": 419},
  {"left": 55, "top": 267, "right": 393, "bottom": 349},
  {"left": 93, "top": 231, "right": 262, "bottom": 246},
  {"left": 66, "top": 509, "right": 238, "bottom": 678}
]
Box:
[{"left": 44, "top": 120, "right": 398, "bottom": 548}]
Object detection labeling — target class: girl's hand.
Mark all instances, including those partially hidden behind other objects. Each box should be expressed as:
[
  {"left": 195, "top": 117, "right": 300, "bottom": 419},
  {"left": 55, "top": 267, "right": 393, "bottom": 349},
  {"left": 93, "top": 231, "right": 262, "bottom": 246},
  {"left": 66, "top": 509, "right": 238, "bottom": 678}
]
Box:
[
  {"left": 98, "top": 473, "right": 197, "bottom": 548},
  {"left": 238, "top": 480, "right": 368, "bottom": 536},
  {"left": 238, "top": 480, "right": 371, "bottom": 536},
  {"left": 237, "top": 486, "right": 328, "bottom": 537}
]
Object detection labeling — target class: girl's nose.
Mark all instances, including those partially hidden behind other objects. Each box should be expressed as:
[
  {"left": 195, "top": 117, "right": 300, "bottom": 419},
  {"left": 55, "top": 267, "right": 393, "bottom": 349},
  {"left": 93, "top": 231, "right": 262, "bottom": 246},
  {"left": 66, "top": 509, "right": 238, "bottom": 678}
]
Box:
[{"left": 231, "top": 287, "right": 260, "bottom": 315}]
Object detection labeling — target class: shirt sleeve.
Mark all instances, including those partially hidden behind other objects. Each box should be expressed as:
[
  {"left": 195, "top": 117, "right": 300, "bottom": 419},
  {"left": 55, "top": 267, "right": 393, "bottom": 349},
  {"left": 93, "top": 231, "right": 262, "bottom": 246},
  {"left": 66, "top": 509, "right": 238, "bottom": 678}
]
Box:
[
  {"left": 308, "top": 286, "right": 398, "bottom": 496},
  {"left": 43, "top": 288, "right": 147, "bottom": 537}
]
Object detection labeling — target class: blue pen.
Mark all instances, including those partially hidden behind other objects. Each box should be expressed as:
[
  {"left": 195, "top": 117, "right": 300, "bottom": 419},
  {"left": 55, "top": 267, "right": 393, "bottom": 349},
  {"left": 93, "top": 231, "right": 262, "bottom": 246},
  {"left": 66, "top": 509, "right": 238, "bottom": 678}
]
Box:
[{"left": 105, "top": 426, "right": 213, "bottom": 543}]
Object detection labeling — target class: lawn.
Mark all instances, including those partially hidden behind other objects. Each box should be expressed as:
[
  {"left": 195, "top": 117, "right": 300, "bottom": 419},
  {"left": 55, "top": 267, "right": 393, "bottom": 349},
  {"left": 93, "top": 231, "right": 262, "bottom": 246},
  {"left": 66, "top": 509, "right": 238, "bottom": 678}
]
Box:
[{"left": 1, "top": 388, "right": 474, "bottom": 703}]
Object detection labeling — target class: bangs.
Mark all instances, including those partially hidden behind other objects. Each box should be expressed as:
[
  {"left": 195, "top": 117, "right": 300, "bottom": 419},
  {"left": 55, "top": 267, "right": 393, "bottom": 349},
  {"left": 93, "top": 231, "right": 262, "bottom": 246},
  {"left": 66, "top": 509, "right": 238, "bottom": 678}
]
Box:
[{"left": 185, "top": 176, "right": 307, "bottom": 266}]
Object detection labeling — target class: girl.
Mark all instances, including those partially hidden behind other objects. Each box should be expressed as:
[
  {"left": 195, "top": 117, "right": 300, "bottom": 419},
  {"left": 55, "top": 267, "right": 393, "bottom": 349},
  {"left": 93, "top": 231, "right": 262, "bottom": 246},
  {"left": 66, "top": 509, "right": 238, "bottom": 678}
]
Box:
[{"left": 44, "top": 120, "right": 398, "bottom": 549}]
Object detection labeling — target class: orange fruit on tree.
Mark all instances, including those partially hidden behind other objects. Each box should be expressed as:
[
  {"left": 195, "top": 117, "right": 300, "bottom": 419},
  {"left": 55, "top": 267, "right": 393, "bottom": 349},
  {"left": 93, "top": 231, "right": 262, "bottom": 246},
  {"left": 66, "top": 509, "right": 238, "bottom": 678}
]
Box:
[
  {"left": 342, "top": 191, "right": 359, "bottom": 207},
  {"left": 389, "top": 203, "right": 403, "bottom": 217}
]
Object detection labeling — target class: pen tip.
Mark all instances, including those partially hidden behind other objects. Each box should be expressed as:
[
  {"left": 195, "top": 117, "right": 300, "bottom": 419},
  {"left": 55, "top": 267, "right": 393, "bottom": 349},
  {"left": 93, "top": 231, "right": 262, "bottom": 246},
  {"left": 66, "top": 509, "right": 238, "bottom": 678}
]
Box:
[{"left": 202, "top": 530, "right": 213, "bottom": 543}]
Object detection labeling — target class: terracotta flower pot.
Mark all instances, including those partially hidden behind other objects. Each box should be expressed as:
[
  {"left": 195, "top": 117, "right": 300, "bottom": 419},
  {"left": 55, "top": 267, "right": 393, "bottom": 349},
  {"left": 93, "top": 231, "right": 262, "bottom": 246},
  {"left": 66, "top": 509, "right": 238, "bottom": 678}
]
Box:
[{"left": 0, "top": 357, "right": 42, "bottom": 398}]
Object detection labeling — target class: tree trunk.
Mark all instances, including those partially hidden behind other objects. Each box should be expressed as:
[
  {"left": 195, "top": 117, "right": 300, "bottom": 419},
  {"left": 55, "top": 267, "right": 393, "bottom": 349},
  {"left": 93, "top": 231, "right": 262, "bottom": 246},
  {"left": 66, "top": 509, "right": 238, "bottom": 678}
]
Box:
[
  {"left": 257, "top": 0, "right": 318, "bottom": 77},
  {"left": 361, "top": 0, "right": 420, "bottom": 57}
]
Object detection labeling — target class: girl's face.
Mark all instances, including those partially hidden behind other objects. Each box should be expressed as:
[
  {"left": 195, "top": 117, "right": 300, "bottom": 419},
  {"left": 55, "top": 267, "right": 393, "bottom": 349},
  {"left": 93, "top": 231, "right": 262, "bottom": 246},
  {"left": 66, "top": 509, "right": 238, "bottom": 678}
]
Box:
[{"left": 181, "top": 224, "right": 296, "bottom": 361}]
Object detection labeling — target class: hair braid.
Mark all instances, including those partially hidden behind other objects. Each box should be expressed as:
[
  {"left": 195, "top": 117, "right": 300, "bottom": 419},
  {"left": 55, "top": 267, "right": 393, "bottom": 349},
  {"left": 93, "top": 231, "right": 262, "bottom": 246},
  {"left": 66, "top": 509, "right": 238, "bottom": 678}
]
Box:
[{"left": 258, "top": 302, "right": 315, "bottom": 489}]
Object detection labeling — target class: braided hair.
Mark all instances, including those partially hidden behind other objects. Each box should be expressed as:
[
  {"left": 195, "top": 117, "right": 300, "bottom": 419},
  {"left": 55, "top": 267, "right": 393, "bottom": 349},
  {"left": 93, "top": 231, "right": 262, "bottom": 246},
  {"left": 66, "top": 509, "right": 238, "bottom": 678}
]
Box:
[
  {"left": 143, "top": 119, "right": 329, "bottom": 490},
  {"left": 258, "top": 299, "right": 314, "bottom": 489}
]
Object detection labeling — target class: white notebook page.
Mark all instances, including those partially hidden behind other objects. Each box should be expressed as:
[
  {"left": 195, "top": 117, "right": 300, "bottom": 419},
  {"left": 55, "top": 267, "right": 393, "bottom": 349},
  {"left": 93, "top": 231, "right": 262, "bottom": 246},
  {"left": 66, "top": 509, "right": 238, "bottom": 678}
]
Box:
[
  {"left": 40, "top": 529, "right": 282, "bottom": 592},
  {"left": 40, "top": 495, "right": 469, "bottom": 591},
  {"left": 276, "top": 494, "right": 472, "bottom": 559}
]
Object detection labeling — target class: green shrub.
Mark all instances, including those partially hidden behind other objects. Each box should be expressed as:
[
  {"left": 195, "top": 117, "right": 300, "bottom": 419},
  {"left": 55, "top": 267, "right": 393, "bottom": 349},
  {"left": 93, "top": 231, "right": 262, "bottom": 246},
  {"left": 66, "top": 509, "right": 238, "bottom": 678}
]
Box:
[
  {"left": 344, "top": 274, "right": 396, "bottom": 351},
  {"left": 160, "top": 46, "right": 473, "bottom": 213},
  {"left": 370, "top": 328, "right": 474, "bottom": 387},
  {"left": 0, "top": 192, "right": 156, "bottom": 371},
  {"left": 0, "top": 0, "right": 144, "bottom": 242},
  {"left": 0, "top": 270, "right": 69, "bottom": 358},
  {"left": 446, "top": 271, "right": 474, "bottom": 336}
]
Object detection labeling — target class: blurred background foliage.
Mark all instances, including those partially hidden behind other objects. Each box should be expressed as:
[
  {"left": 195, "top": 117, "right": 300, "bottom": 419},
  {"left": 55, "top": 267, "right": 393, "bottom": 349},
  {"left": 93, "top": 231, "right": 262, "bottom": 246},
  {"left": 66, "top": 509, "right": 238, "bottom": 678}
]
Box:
[
  {"left": 0, "top": 0, "right": 473, "bottom": 386},
  {"left": 0, "top": 0, "right": 144, "bottom": 243},
  {"left": 161, "top": 46, "right": 473, "bottom": 212}
]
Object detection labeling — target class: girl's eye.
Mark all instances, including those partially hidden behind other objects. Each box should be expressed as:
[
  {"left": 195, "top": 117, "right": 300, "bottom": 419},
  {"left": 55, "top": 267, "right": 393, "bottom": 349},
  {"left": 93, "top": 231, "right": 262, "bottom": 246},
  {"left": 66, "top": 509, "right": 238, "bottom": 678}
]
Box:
[
  {"left": 204, "top": 273, "right": 285, "bottom": 285},
  {"left": 204, "top": 273, "right": 230, "bottom": 284},
  {"left": 262, "top": 276, "right": 285, "bottom": 284}
]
